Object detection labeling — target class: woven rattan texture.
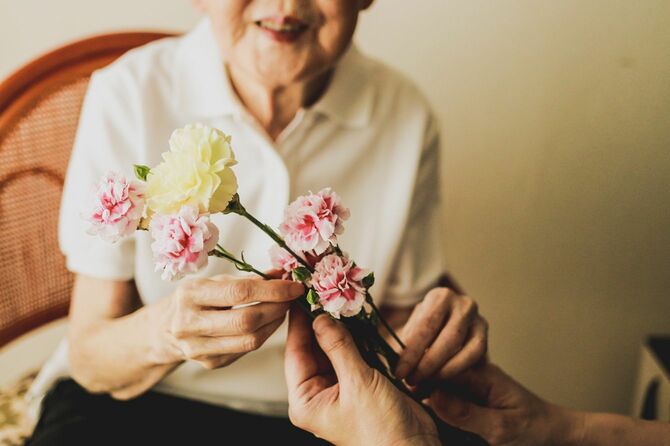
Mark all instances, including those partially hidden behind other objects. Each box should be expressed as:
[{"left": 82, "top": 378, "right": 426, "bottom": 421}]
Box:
[{"left": 0, "top": 77, "right": 90, "bottom": 343}]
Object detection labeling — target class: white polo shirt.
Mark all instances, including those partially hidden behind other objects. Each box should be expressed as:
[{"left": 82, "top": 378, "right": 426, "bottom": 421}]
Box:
[{"left": 30, "top": 18, "right": 445, "bottom": 417}]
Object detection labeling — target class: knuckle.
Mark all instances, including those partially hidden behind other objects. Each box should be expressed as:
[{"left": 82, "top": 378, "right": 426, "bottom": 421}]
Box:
[
  {"left": 171, "top": 321, "right": 189, "bottom": 339},
  {"left": 460, "top": 296, "right": 478, "bottom": 315},
  {"left": 241, "top": 334, "right": 262, "bottom": 352},
  {"left": 420, "top": 309, "right": 445, "bottom": 332},
  {"left": 400, "top": 348, "right": 420, "bottom": 364},
  {"left": 419, "top": 355, "right": 439, "bottom": 373},
  {"left": 425, "top": 287, "right": 445, "bottom": 303},
  {"left": 175, "top": 286, "right": 190, "bottom": 306},
  {"left": 427, "top": 287, "right": 454, "bottom": 307},
  {"left": 440, "top": 337, "right": 462, "bottom": 358},
  {"left": 325, "top": 334, "right": 349, "bottom": 355},
  {"left": 198, "top": 358, "right": 218, "bottom": 370},
  {"left": 181, "top": 279, "right": 204, "bottom": 294},
  {"left": 473, "top": 336, "right": 488, "bottom": 356},
  {"left": 236, "top": 310, "right": 261, "bottom": 333},
  {"left": 170, "top": 308, "right": 191, "bottom": 339},
  {"left": 179, "top": 342, "right": 196, "bottom": 360},
  {"left": 230, "top": 280, "right": 253, "bottom": 301}
]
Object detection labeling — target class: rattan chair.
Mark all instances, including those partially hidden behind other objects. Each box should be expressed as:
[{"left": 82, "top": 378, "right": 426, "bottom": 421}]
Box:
[{"left": 0, "top": 32, "right": 173, "bottom": 349}]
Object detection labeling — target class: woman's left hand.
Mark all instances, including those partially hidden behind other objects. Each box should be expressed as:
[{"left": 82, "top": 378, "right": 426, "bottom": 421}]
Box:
[{"left": 395, "top": 288, "right": 489, "bottom": 385}]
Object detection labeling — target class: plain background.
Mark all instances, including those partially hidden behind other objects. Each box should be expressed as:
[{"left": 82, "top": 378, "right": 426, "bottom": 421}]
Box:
[{"left": 1, "top": 0, "right": 669, "bottom": 415}]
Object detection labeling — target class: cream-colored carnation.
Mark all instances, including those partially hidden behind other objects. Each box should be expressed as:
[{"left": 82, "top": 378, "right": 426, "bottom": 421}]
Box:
[{"left": 146, "top": 124, "right": 238, "bottom": 215}]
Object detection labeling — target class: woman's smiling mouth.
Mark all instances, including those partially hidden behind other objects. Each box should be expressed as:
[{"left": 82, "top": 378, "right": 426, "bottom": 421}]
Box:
[{"left": 255, "top": 16, "right": 308, "bottom": 43}]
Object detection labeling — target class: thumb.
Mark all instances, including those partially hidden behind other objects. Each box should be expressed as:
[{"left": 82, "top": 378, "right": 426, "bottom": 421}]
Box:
[
  {"left": 429, "top": 390, "right": 497, "bottom": 439},
  {"left": 312, "top": 315, "right": 369, "bottom": 386}
]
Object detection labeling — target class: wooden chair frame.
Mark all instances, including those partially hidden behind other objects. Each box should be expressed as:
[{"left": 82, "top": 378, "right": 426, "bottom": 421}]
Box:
[{"left": 0, "top": 31, "right": 174, "bottom": 348}]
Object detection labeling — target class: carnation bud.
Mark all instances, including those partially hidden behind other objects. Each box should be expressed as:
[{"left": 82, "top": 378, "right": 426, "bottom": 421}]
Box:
[
  {"left": 292, "top": 266, "right": 312, "bottom": 282},
  {"left": 306, "top": 289, "right": 319, "bottom": 305},
  {"left": 362, "top": 272, "right": 375, "bottom": 289},
  {"left": 134, "top": 164, "right": 151, "bottom": 181}
]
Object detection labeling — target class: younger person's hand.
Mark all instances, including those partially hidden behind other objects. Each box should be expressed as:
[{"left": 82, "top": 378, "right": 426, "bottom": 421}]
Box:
[
  {"left": 429, "top": 363, "right": 568, "bottom": 446},
  {"left": 430, "top": 363, "right": 670, "bottom": 446},
  {"left": 285, "top": 307, "right": 439, "bottom": 446}
]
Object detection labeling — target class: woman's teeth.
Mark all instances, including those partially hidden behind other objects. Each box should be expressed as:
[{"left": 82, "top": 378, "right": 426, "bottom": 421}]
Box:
[{"left": 256, "top": 21, "right": 305, "bottom": 32}]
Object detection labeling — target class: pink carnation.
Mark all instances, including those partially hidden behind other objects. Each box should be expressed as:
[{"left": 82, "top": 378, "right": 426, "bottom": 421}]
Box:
[
  {"left": 311, "top": 254, "right": 368, "bottom": 318},
  {"left": 150, "top": 206, "right": 219, "bottom": 281},
  {"left": 86, "top": 172, "right": 145, "bottom": 243},
  {"left": 269, "top": 246, "right": 300, "bottom": 280},
  {"left": 279, "top": 188, "right": 350, "bottom": 255}
]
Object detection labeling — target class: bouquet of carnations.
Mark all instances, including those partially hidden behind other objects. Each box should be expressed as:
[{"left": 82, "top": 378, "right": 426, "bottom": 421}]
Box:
[{"left": 85, "top": 123, "right": 407, "bottom": 392}]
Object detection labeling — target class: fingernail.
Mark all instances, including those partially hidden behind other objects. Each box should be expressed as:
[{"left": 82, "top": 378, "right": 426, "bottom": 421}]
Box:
[
  {"left": 290, "top": 282, "right": 305, "bottom": 296},
  {"left": 395, "top": 363, "right": 408, "bottom": 379}
]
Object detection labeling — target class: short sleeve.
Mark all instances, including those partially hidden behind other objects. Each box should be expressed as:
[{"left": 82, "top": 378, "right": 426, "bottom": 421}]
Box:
[
  {"left": 58, "top": 71, "right": 139, "bottom": 280},
  {"left": 383, "top": 115, "right": 446, "bottom": 307}
]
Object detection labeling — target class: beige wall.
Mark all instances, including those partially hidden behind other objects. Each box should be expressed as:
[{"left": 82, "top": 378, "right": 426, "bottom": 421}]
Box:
[{"left": 2, "top": 0, "right": 669, "bottom": 414}]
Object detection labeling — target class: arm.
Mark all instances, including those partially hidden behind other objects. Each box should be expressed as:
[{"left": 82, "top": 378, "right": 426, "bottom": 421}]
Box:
[
  {"left": 67, "top": 275, "right": 179, "bottom": 399},
  {"left": 67, "top": 274, "right": 303, "bottom": 399},
  {"left": 567, "top": 411, "right": 670, "bottom": 446},
  {"left": 430, "top": 363, "right": 670, "bottom": 446}
]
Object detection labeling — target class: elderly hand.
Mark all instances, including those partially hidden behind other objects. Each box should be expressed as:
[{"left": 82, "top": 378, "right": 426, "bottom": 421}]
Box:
[
  {"left": 153, "top": 275, "right": 304, "bottom": 370},
  {"left": 429, "top": 363, "right": 575, "bottom": 446},
  {"left": 395, "top": 288, "right": 489, "bottom": 386},
  {"left": 285, "top": 307, "right": 439, "bottom": 446}
]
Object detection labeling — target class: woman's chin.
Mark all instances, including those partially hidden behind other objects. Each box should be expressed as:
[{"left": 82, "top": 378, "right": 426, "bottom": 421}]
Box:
[{"left": 246, "top": 56, "right": 324, "bottom": 86}]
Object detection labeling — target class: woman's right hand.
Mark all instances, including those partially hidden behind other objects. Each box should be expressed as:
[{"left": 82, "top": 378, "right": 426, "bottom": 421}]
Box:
[{"left": 152, "top": 275, "right": 305, "bottom": 369}]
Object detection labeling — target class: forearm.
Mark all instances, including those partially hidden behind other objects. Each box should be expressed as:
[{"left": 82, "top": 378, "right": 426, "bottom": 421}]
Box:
[
  {"left": 68, "top": 297, "right": 181, "bottom": 399},
  {"left": 553, "top": 406, "right": 670, "bottom": 446},
  {"left": 575, "top": 411, "right": 670, "bottom": 446}
]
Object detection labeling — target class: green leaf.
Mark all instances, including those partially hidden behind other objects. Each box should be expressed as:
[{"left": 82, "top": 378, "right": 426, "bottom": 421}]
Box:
[
  {"left": 362, "top": 272, "right": 375, "bottom": 289},
  {"left": 133, "top": 164, "right": 151, "bottom": 181},
  {"left": 306, "top": 289, "right": 319, "bottom": 305},
  {"left": 292, "top": 267, "right": 312, "bottom": 282}
]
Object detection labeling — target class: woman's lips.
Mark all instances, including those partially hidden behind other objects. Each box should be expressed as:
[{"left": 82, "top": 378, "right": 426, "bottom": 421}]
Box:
[{"left": 255, "top": 16, "right": 308, "bottom": 43}]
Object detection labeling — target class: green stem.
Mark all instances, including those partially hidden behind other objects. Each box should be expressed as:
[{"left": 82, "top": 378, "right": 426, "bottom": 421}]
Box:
[
  {"left": 346, "top": 318, "right": 417, "bottom": 403},
  {"left": 211, "top": 245, "right": 271, "bottom": 279},
  {"left": 239, "top": 209, "right": 313, "bottom": 271},
  {"left": 225, "top": 196, "right": 312, "bottom": 271},
  {"left": 366, "top": 294, "right": 406, "bottom": 350},
  {"left": 223, "top": 198, "right": 406, "bottom": 374}
]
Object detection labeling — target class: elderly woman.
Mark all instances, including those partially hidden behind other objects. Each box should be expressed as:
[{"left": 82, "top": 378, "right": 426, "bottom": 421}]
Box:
[{"left": 27, "top": 1, "right": 488, "bottom": 444}]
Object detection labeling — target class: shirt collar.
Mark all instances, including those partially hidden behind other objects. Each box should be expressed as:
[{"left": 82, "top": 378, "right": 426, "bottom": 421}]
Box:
[
  {"left": 308, "top": 45, "right": 376, "bottom": 128},
  {"left": 174, "top": 18, "right": 376, "bottom": 128}
]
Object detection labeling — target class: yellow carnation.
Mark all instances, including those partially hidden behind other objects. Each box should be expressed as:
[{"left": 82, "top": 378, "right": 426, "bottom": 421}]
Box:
[{"left": 146, "top": 124, "right": 238, "bottom": 215}]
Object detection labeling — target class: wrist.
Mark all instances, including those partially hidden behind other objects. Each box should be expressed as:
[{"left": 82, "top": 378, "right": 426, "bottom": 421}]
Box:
[
  {"left": 145, "top": 297, "right": 184, "bottom": 366},
  {"left": 545, "top": 403, "right": 587, "bottom": 446}
]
